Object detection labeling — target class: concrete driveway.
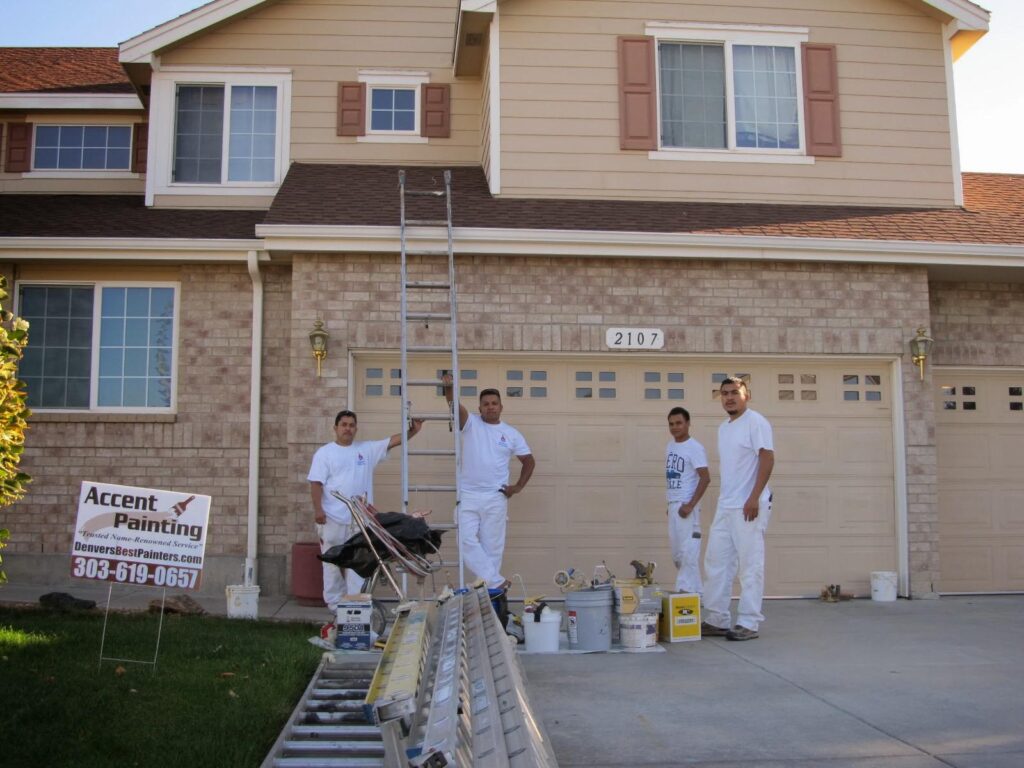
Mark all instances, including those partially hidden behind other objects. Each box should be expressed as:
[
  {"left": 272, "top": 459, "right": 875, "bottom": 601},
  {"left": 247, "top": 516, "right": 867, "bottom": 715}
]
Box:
[{"left": 520, "top": 596, "right": 1024, "bottom": 768}]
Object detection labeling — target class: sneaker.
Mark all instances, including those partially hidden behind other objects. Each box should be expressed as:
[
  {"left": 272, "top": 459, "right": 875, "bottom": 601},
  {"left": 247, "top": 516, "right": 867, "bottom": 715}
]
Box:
[
  {"left": 726, "top": 625, "right": 759, "bottom": 641},
  {"left": 700, "top": 621, "right": 729, "bottom": 637}
]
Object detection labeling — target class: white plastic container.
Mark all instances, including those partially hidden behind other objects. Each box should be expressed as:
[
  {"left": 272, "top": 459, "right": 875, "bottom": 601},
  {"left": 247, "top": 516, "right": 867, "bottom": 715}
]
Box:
[
  {"left": 870, "top": 571, "right": 897, "bottom": 602},
  {"left": 619, "top": 611, "right": 659, "bottom": 649},
  {"left": 226, "top": 584, "right": 260, "bottom": 619},
  {"left": 524, "top": 608, "right": 561, "bottom": 653}
]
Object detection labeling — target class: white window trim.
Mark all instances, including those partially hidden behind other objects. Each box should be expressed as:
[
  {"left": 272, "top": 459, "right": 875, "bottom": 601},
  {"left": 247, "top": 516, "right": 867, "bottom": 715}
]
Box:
[
  {"left": 13, "top": 280, "right": 180, "bottom": 414},
  {"left": 147, "top": 68, "right": 292, "bottom": 203},
  {"left": 357, "top": 70, "right": 430, "bottom": 144},
  {"left": 645, "top": 21, "right": 812, "bottom": 164}
]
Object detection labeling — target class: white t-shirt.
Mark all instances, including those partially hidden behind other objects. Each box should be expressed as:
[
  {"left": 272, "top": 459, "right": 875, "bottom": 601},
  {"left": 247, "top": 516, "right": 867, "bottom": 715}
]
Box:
[
  {"left": 717, "top": 409, "right": 773, "bottom": 508},
  {"left": 459, "top": 413, "right": 531, "bottom": 493},
  {"left": 665, "top": 437, "right": 708, "bottom": 504},
  {"left": 307, "top": 438, "right": 390, "bottom": 523}
]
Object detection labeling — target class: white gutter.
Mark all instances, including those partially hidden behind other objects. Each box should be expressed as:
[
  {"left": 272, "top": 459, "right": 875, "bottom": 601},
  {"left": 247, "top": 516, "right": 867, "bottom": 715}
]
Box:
[
  {"left": 0, "top": 93, "right": 143, "bottom": 110},
  {"left": 245, "top": 250, "right": 264, "bottom": 587},
  {"left": 0, "top": 238, "right": 266, "bottom": 262},
  {"left": 255, "top": 224, "right": 1024, "bottom": 267}
]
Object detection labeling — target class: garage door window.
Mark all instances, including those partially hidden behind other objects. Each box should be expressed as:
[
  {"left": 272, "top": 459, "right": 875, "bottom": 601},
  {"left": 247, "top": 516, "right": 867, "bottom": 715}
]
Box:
[
  {"left": 843, "top": 373, "right": 883, "bottom": 402},
  {"left": 644, "top": 370, "right": 685, "bottom": 400},
  {"left": 939, "top": 385, "right": 976, "bottom": 411}
]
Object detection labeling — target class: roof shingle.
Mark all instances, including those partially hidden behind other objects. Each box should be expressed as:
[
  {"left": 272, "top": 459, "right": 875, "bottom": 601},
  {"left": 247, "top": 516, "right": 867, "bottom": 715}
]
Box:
[
  {"left": 0, "top": 48, "right": 133, "bottom": 95},
  {"left": 264, "top": 164, "right": 1024, "bottom": 247}
]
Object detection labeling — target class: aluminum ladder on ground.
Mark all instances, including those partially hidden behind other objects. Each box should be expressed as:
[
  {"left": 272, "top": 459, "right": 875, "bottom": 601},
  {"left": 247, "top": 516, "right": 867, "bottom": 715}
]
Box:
[
  {"left": 367, "top": 588, "right": 560, "bottom": 768},
  {"left": 260, "top": 655, "right": 384, "bottom": 767},
  {"left": 398, "top": 168, "right": 464, "bottom": 589}
]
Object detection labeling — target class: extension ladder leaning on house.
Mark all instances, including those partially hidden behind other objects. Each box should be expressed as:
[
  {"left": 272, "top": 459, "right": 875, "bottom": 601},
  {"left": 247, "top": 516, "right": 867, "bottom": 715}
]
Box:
[{"left": 397, "top": 169, "right": 465, "bottom": 590}]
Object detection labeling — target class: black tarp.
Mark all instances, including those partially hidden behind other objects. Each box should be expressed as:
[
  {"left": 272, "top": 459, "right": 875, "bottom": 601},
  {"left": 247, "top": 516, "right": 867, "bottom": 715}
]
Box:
[{"left": 318, "top": 512, "right": 444, "bottom": 578}]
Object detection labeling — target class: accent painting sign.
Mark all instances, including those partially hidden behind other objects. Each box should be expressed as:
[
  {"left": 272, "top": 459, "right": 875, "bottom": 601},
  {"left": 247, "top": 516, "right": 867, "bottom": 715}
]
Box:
[{"left": 70, "top": 481, "right": 211, "bottom": 590}]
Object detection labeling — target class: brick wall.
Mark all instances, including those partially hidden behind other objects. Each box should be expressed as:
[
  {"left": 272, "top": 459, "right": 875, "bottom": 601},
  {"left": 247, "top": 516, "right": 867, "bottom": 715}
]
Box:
[
  {"left": 930, "top": 281, "right": 1024, "bottom": 367},
  {"left": 286, "top": 253, "right": 940, "bottom": 596},
  {"left": 5, "top": 264, "right": 257, "bottom": 592}
]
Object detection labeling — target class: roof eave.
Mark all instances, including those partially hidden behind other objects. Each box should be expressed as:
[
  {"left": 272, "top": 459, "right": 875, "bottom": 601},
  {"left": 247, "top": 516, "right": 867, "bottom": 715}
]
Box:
[{"left": 118, "top": 0, "right": 276, "bottom": 65}]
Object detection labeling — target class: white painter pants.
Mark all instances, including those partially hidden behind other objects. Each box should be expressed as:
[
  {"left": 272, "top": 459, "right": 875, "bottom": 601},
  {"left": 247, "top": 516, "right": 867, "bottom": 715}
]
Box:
[
  {"left": 458, "top": 490, "right": 508, "bottom": 589},
  {"left": 702, "top": 500, "right": 772, "bottom": 631},
  {"left": 668, "top": 502, "right": 703, "bottom": 595},
  {"left": 318, "top": 519, "right": 365, "bottom": 613}
]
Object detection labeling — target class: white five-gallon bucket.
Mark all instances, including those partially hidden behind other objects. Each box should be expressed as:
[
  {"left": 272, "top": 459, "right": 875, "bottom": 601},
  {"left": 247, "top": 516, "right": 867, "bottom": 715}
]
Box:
[
  {"left": 226, "top": 584, "right": 261, "bottom": 618},
  {"left": 870, "top": 571, "right": 897, "bottom": 602},
  {"left": 619, "top": 611, "right": 659, "bottom": 649},
  {"left": 524, "top": 608, "right": 561, "bottom": 653}
]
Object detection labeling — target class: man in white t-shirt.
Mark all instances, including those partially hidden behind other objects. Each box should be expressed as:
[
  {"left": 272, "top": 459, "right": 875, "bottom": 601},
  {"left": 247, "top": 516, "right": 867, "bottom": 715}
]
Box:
[
  {"left": 443, "top": 373, "right": 535, "bottom": 592},
  {"left": 702, "top": 376, "right": 775, "bottom": 641},
  {"left": 664, "top": 406, "right": 711, "bottom": 595},
  {"left": 308, "top": 409, "right": 422, "bottom": 614}
]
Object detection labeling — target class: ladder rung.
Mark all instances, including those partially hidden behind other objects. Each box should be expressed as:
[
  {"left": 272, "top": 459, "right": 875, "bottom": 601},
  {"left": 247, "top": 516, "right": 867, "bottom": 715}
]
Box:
[
  {"left": 405, "top": 379, "right": 443, "bottom": 387},
  {"left": 407, "top": 345, "right": 452, "bottom": 353},
  {"left": 408, "top": 449, "right": 456, "bottom": 456},
  {"left": 405, "top": 312, "right": 452, "bottom": 322},
  {"left": 404, "top": 189, "right": 445, "bottom": 197},
  {"left": 409, "top": 485, "right": 457, "bottom": 492},
  {"left": 404, "top": 219, "right": 448, "bottom": 226},
  {"left": 404, "top": 250, "right": 450, "bottom": 257},
  {"left": 425, "top": 522, "right": 458, "bottom": 531},
  {"left": 406, "top": 280, "right": 451, "bottom": 289},
  {"left": 410, "top": 413, "right": 451, "bottom": 421}
]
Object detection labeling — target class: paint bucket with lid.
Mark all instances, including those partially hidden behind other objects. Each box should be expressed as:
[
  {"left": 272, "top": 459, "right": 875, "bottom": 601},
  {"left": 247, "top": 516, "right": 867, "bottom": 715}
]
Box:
[
  {"left": 566, "top": 588, "right": 612, "bottom": 651},
  {"left": 871, "top": 571, "right": 897, "bottom": 602},
  {"left": 619, "top": 611, "right": 659, "bottom": 649},
  {"left": 524, "top": 606, "right": 562, "bottom": 653}
]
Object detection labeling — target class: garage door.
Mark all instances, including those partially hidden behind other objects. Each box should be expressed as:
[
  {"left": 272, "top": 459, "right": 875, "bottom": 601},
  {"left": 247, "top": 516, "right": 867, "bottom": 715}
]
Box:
[
  {"left": 935, "top": 369, "right": 1024, "bottom": 592},
  {"left": 355, "top": 354, "right": 897, "bottom": 598}
]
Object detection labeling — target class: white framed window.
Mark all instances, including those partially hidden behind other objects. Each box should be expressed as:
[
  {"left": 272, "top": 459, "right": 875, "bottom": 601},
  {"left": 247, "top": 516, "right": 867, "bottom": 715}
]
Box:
[
  {"left": 16, "top": 282, "right": 179, "bottom": 412},
  {"left": 33, "top": 124, "right": 132, "bottom": 171},
  {"left": 358, "top": 70, "right": 429, "bottom": 144},
  {"left": 645, "top": 22, "right": 811, "bottom": 164},
  {"left": 148, "top": 68, "right": 291, "bottom": 199}
]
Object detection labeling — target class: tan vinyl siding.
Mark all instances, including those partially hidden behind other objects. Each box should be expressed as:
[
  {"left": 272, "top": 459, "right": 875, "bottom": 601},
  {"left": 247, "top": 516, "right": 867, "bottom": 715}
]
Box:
[
  {"left": 159, "top": 0, "right": 481, "bottom": 168},
  {"left": 498, "top": 0, "right": 957, "bottom": 207},
  {"left": 481, "top": 35, "right": 492, "bottom": 180}
]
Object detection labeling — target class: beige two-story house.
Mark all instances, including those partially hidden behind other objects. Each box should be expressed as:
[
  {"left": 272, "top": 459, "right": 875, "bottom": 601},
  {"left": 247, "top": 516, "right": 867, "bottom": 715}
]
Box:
[{"left": 1, "top": 0, "right": 1021, "bottom": 600}]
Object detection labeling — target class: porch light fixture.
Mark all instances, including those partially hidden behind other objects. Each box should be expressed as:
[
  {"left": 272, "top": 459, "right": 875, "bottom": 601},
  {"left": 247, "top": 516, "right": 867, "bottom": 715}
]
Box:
[
  {"left": 909, "top": 327, "right": 933, "bottom": 381},
  {"left": 308, "top": 320, "right": 329, "bottom": 377}
]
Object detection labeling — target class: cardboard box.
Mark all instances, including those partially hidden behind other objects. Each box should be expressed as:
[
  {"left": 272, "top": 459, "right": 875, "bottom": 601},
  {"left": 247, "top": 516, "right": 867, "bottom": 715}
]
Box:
[
  {"left": 660, "top": 593, "right": 701, "bottom": 643},
  {"left": 336, "top": 595, "right": 373, "bottom": 650}
]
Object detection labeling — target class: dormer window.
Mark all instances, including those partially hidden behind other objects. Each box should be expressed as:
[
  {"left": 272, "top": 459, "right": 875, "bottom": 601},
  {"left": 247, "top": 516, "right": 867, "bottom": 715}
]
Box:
[{"left": 147, "top": 68, "right": 291, "bottom": 201}]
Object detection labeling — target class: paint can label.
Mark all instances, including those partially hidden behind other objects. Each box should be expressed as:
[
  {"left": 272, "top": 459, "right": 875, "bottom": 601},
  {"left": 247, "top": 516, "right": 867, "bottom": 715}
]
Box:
[{"left": 567, "top": 610, "right": 578, "bottom": 644}]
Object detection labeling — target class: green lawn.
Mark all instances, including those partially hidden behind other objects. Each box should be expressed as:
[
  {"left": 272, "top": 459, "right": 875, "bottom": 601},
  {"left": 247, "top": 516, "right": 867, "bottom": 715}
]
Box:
[{"left": 0, "top": 605, "right": 324, "bottom": 767}]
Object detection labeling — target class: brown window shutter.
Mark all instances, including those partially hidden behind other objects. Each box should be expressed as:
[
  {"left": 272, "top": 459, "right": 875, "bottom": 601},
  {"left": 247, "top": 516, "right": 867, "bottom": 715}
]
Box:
[
  {"left": 802, "top": 43, "right": 841, "bottom": 157},
  {"left": 337, "top": 82, "right": 366, "bottom": 137},
  {"left": 618, "top": 36, "right": 657, "bottom": 151},
  {"left": 421, "top": 84, "right": 450, "bottom": 138},
  {"left": 132, "top": 123, "right": 149, "bottom": 174},
  {"left": 6, "top": 122, "right": 33, "bottom": 172}
]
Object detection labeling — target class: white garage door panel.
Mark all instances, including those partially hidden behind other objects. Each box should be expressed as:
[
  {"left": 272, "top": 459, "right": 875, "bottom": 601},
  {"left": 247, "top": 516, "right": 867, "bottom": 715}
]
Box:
[
  {"left": 936, "top": 370, "right": 1024, "bottom": 592},
  {"left": 355, "top": 355, "right": 897, "bottom": 597}
]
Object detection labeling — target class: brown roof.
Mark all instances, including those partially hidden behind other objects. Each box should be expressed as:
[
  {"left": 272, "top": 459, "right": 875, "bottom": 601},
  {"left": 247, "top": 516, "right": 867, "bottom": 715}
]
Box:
[
  {"left": 265, "top": 164, "right": 1024, "bottom": 247},
  {"left": 0, "top": 48, "right": 133, "bottom": 95},
  {"left": 1, "top": 169, "right": 1021, "bottom": 248},
  {"left": 0, "top": 196, "right": 263, "bottom": 239}
]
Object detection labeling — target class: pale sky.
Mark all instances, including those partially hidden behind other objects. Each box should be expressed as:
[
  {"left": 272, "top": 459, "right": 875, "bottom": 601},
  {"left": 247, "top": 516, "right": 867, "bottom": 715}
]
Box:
[{"left": 1, "top": 0, "right": 1021, "bottom": 174}]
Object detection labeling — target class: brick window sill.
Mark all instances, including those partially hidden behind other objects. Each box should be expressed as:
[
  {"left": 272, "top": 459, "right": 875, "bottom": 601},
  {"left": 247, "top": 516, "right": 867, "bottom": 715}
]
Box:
[{"left": 31, "top": 412, "right": 177, "bottom": 424}]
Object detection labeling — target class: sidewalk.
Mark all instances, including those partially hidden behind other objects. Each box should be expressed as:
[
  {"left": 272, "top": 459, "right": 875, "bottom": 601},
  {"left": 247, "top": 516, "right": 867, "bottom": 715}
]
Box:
[{"left": 0, "top": 581, "right": 332, "bottom": 623}]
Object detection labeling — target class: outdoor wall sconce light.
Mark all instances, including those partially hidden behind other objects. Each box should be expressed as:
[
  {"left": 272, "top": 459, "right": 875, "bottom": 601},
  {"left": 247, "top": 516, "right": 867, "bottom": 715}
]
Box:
[
  {"left": 308, "top": 320, "right": 329, "bottom": 377},
  {"left": 909, "top": 327, "right": 933, "bottom": 381}
]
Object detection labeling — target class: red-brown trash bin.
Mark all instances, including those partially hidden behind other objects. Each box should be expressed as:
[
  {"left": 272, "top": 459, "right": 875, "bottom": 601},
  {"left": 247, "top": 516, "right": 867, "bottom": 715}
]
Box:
[{"left": 291, "top": 542, "right": 326, "bottom": 606}]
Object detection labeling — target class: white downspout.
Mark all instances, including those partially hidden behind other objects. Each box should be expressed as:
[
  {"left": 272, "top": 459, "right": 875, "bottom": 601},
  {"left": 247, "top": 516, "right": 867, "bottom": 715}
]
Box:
[{"left": 245, "top": 250, "right": 264, "bottom": 587}]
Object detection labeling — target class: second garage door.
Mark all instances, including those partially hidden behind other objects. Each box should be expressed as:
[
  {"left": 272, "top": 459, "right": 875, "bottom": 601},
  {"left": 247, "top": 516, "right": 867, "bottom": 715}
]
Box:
[{"left": 354, "top": 354, "right": 899, "bottom": 598}]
